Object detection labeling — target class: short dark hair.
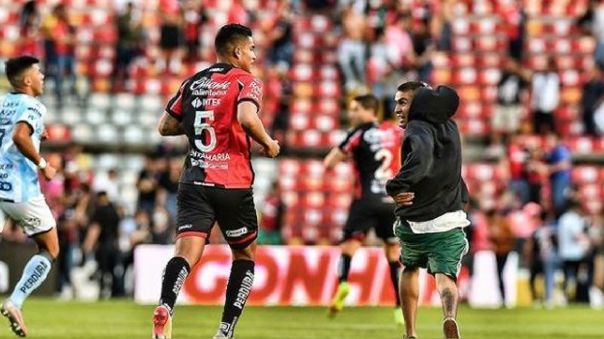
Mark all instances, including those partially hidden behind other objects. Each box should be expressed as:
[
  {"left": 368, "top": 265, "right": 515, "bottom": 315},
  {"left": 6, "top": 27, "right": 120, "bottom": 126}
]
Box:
[
  {"left": 397, "top": 81, "right": 430, "bottom": 94},
  {"left": 215, "top": 24, "right": 253, "bottom": 57},
  {"left": 352, "top": 94, "right": 379, "bottom": 114},
  {"left": 5, "top": 55, "right": 39, "bottom": 88}
]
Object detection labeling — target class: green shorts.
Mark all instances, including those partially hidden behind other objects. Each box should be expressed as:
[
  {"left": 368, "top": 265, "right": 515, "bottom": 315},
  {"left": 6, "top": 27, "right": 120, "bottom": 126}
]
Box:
[{"left": 394, "top": 218, "right": 469, "bottom": 280}]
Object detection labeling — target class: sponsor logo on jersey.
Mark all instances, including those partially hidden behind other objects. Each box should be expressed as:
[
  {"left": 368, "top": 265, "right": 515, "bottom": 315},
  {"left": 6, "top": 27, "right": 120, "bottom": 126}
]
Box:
[
  {"left": 178, "top": 224, "right": 193, "bottom": 231},
  {"left": 189, "top": 78, "right": 230, "bottom": 91},
  {"left": 192, "top": 97, "right": 202, "bottom": 108},
  {"left": 225, "top": 227, "right": 248, "bottom": 238}
]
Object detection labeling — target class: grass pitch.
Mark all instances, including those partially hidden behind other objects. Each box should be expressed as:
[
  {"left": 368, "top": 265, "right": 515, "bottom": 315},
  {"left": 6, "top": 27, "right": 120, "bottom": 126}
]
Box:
[{"left": 0, "top": 299, "right": 602, "bottom": 338}]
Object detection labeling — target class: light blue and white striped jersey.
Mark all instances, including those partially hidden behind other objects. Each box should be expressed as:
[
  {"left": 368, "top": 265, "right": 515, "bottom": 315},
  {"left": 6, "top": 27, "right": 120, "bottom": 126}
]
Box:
[{"left": 0, "top": 92, "right": 46, "bottom": 203}]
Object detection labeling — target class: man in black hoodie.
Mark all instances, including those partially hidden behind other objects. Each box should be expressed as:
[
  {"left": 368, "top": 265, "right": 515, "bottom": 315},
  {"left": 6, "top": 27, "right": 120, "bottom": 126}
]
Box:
[{"left": 386, "top": 82, "right": 470, "bottom": 339}]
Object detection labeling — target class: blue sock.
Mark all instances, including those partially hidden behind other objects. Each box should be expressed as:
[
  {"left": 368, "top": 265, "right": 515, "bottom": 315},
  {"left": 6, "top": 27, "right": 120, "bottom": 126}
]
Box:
[{"left": 9, "top": 254, "right": 52, "bottom": 309}]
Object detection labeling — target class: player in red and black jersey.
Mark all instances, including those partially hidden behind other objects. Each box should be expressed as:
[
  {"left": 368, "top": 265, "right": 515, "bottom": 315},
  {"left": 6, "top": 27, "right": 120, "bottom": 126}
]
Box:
[
  {"left": 152, "top": 24, "right": 279, "bottom": 339},
  {"left": 323, "top": 94, "right": 404, "bottom": 324}
]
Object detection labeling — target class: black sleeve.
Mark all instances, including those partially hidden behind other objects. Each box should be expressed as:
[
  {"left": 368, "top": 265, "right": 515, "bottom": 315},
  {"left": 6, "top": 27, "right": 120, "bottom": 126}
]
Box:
[
  {"left": 385, "top": 122, "right": 434, "bottom": 196},
  {"left": 338, "top": 127, "right": 362, "bottom": 153}
]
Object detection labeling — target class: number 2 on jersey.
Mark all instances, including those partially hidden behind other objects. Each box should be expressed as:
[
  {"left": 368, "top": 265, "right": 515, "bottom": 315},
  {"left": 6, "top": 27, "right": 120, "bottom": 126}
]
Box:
[
  {"left": 194, "top": 110, "right": 216, "bottom": 152},
  {"left": 374, "top": 149, "right": 393, "bottom": 180}
]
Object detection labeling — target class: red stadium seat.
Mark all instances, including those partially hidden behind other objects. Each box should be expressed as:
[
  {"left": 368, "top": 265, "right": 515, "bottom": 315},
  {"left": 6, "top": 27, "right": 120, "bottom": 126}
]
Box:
[{"left": 572, "top": 166, "right": 599, "bottom": 184}]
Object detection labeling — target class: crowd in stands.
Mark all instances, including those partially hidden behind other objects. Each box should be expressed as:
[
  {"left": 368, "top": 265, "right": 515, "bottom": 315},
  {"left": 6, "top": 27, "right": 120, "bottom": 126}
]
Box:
[{"left": 0, "top": 0, "right": 603, "bottom": 306}]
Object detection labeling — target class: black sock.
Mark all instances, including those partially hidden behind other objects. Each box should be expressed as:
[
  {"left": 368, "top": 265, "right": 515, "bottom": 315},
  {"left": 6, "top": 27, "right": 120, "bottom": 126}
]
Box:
[
  {"left": 159, "top": 256, "right": 190, "bottom": 315},
  {"left": 218, "top": 259, "right": 255, "bottom": 337},
  {"left": 337, "top": 254, "right": 352, "bottom": 283},
  {"left": 389, "top": 261, "right": 401, "bottom": 306}
]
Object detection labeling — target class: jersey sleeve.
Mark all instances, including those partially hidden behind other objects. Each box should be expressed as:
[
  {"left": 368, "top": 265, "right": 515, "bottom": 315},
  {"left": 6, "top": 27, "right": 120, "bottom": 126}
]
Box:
[
  {"left": 237, "top": 75, "right": 263, "bottom": 111},
  {"left": 165, "top": 79, "right": 190, "bottom": 121},
  {"left": 338, "top": 128, "right": 363, "bottom": 154},
  {"left": 15, "top": 101, "right": 43, "bottom": 134}
]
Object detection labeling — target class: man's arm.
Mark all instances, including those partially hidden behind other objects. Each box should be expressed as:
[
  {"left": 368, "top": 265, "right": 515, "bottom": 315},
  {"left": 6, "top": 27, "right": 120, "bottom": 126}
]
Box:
[
  {"left": 385, "top": 124, "right": 434, "bottom": 197},
  {"left": 323, "top": 147, "right": 348, "bottom": 169},
  {"left": 237, "top": 101, "right": 279, "bottom": 157},
  {"left": 157, "top": 112, "right": 185, "bottom": 136},
  {"left": 12, "top": 122, "right": 56, "bottom": 180}
]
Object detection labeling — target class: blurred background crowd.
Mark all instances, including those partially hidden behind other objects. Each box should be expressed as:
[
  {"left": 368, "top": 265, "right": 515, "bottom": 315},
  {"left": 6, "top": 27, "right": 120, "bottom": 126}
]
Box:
[{"left": 0, "top": 0, "right": 604, "bottom": 308}]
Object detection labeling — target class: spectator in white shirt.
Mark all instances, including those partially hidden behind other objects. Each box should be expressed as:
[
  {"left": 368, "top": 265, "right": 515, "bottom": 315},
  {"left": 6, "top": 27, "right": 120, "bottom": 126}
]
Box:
[
  {"left": 531, "top": 58, "right": 560, "bottom": 134},
  {"left": 558, "top": 199, "right": 591, "bottom": 302}
]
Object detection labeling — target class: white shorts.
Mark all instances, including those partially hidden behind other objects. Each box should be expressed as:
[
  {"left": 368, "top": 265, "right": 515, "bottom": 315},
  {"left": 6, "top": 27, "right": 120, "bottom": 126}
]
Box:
[{"left": 0, "top": 197, "right": 56, "bottom": 236}]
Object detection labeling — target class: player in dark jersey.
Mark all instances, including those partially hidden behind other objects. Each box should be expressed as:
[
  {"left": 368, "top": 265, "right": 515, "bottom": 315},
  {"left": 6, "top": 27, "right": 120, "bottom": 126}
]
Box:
[
  {"left": 152, "top": 24, "right": 280, "bottom": 339},
  {"left": 324, "top": 94, "right": 404, "bottom": 325}
]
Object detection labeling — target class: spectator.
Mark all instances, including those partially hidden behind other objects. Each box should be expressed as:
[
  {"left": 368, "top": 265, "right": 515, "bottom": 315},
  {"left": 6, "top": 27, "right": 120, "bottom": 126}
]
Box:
[
  {"left": 122, "top": 209, "right": 153, "bottom": 284},
  {"left": 227, "top": 0, "right": 249, "bottom": 25},
  {"left": 504, "top": 135, "right": 531, "bottom": 204},
  {"left": 337, "top": 5, "right": 367, "bottom": 92},
  {"left": 83, "top": 192, "right": 124, "bottom": 298},
  {"left": 558, "top": 199, "right": 591, "bottom": 302},
  {"left": 182, "top": 0, "right": 206, "bottom": 62},
  {"left": 270, "top": 65, "right": 292, "bottom": 145},
  {"left": 151, "top": 206, "right": 173, "bottom": 244},
  {"left": 137, "top": 157, "right": 160, "bottom": 215},
  {"left": 259, "top": 182, "right": 284, "bottom": 245},
  {"left": 492, "top": 58, "right": 529, "bottom": 148},
  {"left": 486, "top": 203, "right": 515, "bottom": 307},
  {"left": 531, "top": 58, "right": 560, "bottom": 134},
  {"left": 578, "top": 0, "right": 604, "bottom": 68},
  {"left": 113, "top": 2, "right": 144, "bottom": 90},
  {"left": 53, "top": 4, "right": 78, "bottom": 107},
  {"left": 589, "top": 213, "right": 604, "bottom": 307},
  {"left": 581, "top": 59, "right": 604, "bottom": 136},
  {"left": 158, "top": 11, "right": 183, "bottom": 74},
  {"left": 525, "top": 211, "right": 558, "bottom": 308},
  {"left": 525, "top": 145, "right": 547, "bottom": 205},
  {"left": 367, "top": 28, "right": 399, "bottom": 104},
  {"left": 157, "top": 158, "right": 180, "bottom": 221},
  {"left": 40, "top": 5, "right": 59, "bottom": 95},
  {"left": 384, "top": 11, "right": 415, "bottom": 70},
  {"left": 410, "top": 19, "right": 435, "bottom": 83},
  {"left": 265, "top": 0, "right": 294, "bottom": 68},
  {"left": 545, "top": 133, "right": 572, "bottom": 218},
  {"left": 499, "top": 0, "right": 526, "bottom": 61},
  {"left": 435, "top": 0, "right": 454, "bottom": 51},
  {"left": 19, "top": 0, "right": 40, "bottom": 56}
]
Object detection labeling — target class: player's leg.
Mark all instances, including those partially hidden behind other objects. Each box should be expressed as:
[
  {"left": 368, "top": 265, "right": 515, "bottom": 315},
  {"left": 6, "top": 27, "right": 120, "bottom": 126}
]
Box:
[
  {"left": 213, "top": 188, "right": 259, "bottom": 339},
  {"left": 214, "top": 241, "right": 257, "bottom": 339},
  {"left": 154, "top": 236, "right": 206, "bottom": 339},
  {"left": 400, "top": 266, "right": 420, "bottom": 339},
  {"left": 393, "top": 218, "right": 427, "bottom": 339},
  {"left": 328, "top": 238, "right": 361, "bottom": 317},
  {"left": 435, "top": 273, "right": 461, "bottom": 339},
  {"left": 330, "top": 200, "right": 371, "bottom": 317},
  {"left": 153, "top": 184, "right": 214, "bottom": 339},
  {"left": 384, "top": 241, "right": 403, "bottom": 324},
  {"left": 427, "top": 228, "right": 468, "bottom": 339},
  {"left": 2, "top": 198, "right": 58, "bottom": 337},
  {"left": 376, "top": 206, "right": 403, "bottom": 325}
]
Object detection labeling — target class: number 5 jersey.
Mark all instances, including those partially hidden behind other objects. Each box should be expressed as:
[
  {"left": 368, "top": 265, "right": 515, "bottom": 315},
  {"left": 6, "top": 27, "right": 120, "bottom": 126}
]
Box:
[{"left": 165, "top": 63, "right": 263, "bottom": 189}]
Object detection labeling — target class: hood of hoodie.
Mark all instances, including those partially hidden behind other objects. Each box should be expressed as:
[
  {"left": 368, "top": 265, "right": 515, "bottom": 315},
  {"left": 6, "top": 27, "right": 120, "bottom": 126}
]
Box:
[{"left": 408, "top": 85, "right": 459, "bottom": 124}]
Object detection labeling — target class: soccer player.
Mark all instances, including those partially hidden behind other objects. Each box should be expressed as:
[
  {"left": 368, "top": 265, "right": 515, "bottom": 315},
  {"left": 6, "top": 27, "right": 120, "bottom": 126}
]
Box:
[
  {"left": 324, "top": 94, "right": 404, "bottom": 324},
  {"left": 151, "top": 24, "right": 279, "bottom": 339},
  {"left": 386, "top": 82, "right": 470, "bottom": 339},
  {"left": 0, "top": 55, "right": 59, "bottom": 337}
]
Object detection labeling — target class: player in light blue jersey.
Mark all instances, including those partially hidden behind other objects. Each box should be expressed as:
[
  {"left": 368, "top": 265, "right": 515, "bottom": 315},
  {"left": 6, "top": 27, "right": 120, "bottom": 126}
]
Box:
[{"left": 0, "top": 56, "right": 59, "bottom": 337}]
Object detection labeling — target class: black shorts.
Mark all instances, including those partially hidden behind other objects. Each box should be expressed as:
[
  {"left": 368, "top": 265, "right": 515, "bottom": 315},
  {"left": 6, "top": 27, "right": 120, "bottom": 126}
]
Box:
[
  {"left": 343, "top": 199, "right": 397, "bottom": 243},
  {"left": 176, "top": 184, "right": 258, "bottom": 249}
]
